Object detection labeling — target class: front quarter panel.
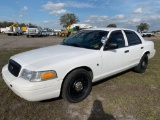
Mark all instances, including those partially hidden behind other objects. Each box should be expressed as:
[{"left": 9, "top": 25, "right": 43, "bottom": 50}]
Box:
[{"left": 49, "top": 50, "right": 102, "bottom": 82}]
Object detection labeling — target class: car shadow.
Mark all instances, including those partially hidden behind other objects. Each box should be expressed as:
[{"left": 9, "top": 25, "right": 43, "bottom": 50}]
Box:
[
  {"left": 88, "top": 100, "right": 116, "bottom": 120},
  {"left": 92, "top": 69, "right": 133, "bottom": 86},
  {"left": 39, "top": 97, "right": 62, "bottom": 103}
]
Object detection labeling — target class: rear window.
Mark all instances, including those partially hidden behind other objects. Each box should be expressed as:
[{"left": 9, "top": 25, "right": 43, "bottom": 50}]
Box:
[{"left": 124, "top": 30, "right": 142, "bottom": 46}]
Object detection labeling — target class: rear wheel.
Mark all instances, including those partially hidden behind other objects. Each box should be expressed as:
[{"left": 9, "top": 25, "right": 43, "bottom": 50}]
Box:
[
  {"left": 62, "top": 69, "right": 92, "bottom": 103},
  {"left": 134, "top": 54, "right": 148, "bottom": 73}
]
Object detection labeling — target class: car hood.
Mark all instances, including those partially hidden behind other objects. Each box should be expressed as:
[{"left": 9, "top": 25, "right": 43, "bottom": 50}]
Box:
[{"left": 11, "top": 45, "right": 98, "bottom": 70}]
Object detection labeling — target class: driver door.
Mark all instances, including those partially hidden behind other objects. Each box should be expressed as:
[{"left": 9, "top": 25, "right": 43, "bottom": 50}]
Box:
[{"left": 100, "top": 30, "right": 130, "bottom": 78}]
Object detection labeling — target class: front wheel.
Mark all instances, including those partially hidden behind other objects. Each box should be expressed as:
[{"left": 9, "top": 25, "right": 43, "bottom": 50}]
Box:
[
  {"left": 134, "top": 54, "right": 148, "bottom": 73},
  {"left": 62, "top": 69, "right": 92, "bottom": 103}
]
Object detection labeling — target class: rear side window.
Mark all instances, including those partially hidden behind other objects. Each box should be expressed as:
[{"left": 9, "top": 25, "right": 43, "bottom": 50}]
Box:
[{"left": 124, "top": 30, "right": 142, "bottom": 46}]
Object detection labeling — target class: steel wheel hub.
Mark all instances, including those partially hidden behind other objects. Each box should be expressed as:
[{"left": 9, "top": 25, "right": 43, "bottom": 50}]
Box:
[
  {"left": 74, "top": 81, "right": 83, "bottom": 92},
  {"left": 142, "top": 61, "right": 146, "bottom": 67}
]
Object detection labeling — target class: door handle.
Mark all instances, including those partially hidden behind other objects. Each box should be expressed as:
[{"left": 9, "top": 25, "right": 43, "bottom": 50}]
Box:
[
  {"left": 141, "top": 47, "right": 144, "bottom": 49},
  {"left": 124, "top": 50, "right": 129, "bottom": 53}
]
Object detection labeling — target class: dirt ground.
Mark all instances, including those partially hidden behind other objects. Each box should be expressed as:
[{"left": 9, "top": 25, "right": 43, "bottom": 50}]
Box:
[
  {"left": 0, "top": 33, "right": 160, "bottom": 49},
  {"left": 0, "top": 34, "right": 64, "bottom": 49},
  {"left": 0, "top": 34, "right": 160, "bottom": 49}
]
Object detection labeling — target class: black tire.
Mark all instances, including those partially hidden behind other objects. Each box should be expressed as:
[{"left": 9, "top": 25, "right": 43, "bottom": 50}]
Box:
[
  {"left": 26, "top": 35, "right": 29, "bottom": 38},
  {"left": 62, "top": 69, "right": 92, "bottom": 103},
  {"left": 134, "top": 54, "right": 148, "bottom": 73}
]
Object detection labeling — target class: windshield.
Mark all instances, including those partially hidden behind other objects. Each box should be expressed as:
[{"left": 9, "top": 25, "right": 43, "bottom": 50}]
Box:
[{"left": 61, "top": 30, "right": 108, "bottom": 50}]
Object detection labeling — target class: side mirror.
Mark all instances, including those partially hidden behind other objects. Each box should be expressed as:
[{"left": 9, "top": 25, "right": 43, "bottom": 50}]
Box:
[
  {"left": 104, "top": 43, "right": 118, "bottom": 50},
  {"left": 101, "top": 36, "right": 108, "bottom": 44}
]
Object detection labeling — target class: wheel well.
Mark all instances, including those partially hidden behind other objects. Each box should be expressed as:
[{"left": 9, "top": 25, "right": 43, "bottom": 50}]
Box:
[
  {"left": 64, "top": 66, "right": 93, "bottom": 81},
  {"left": 144, "top": 51, "right": 150, "bottom": 57},
  {"left": 60, "top": 66, "right": 93, "bottom": 96}
]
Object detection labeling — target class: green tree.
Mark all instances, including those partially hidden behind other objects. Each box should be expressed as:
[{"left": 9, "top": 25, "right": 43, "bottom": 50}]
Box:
[
  {"left": 0, "top": 21, "right": 36, "bottom": 28},
  {"left": 28, "top": 23, "right": 37, "bottom": 28},
  {"left": 60, "top": 13, "right": 79, "bottom": 28},
  {"left": 107, "top": 24, "right": 117, "bottom": 28},
  {"left": 19, "top": 23, "right": 27, "bottom": 27},
  {"left": 137, "top": 23, "right": 149, "bottom": 32},
  {"left": 0, "top": 21, "right": 13, "bottom": 27}
]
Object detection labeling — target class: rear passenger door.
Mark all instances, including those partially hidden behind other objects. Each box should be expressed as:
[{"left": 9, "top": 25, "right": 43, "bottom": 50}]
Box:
[{"left": 124, "top": 30, "right": 144, "bottom": 66}]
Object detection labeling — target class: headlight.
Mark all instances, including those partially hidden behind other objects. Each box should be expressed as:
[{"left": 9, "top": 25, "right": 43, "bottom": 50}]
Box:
[{"left": 21, "top": 69, "right": 57, "bottom": 82}]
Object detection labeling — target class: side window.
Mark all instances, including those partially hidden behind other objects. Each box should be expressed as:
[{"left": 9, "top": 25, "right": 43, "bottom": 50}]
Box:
[
  {"left": 124, "top": 30, "right": 142, "bottom": 46},
  {"left": 108, "top": 30, "right": 125, "bottom": 48}
]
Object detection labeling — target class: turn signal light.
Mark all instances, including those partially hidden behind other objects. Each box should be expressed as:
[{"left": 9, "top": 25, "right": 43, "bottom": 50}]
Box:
[{"left": 41, "top": 72, "right": 56, "bottom": 80}]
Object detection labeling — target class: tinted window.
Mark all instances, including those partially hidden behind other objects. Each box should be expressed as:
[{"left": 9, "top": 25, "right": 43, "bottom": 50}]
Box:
[
  {"left": 108, "top": 30, "right": 125, "bottom": 48},
  {"left": 62, "top": 30, "right": 108, "bottom": 50},
  {"left": 124, "top": 30, "right": 142, "bottom": 46}
]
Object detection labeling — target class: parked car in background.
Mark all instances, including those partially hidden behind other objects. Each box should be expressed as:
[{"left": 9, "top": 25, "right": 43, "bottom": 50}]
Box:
[
  {"left": 140, "top": 32, "right": 154, "bottom": 37},
  {"left": 41, "top": 30, "right": 49, "bottom": 36},
  {"left": 49, "top": 32, "right": 56, "bottom": 36},
  {"left": 49, "top": 30, "right": 61, "bottom": 36},
  {"left": 2, "top": 28, "right": 156, "bottom": 103}
]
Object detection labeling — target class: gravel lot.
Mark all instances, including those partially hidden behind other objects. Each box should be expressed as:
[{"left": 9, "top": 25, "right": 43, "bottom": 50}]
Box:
[
  {"left": 0, "top": 33, "right": 159, "bottom": 50},
  {"left": 0, "top": 34, "right": 64, "bottom": 49}
]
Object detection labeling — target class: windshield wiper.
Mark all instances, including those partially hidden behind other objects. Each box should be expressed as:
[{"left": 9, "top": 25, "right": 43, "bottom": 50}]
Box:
[
  {"left": 61, "top": 41, "right": 69, "bottom": 46},
  {"left": 61, "top": 42, "right": 82, "bottom": 48},
  {"left": 69, "top": 43, "right": 82, "bottom": 48},
  {"left": 62, "top": 42, "right": 93, "bottom": 49}
]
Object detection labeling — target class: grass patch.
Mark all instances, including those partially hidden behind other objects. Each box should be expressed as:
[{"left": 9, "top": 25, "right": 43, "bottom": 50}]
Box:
[{"left": 0, "top": 40, "right": 160, "bottom": 120}]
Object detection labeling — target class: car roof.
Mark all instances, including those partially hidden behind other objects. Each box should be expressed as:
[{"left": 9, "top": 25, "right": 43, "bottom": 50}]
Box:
[{"left": 85, "top": 27, "right": 135, "bottom": 32}]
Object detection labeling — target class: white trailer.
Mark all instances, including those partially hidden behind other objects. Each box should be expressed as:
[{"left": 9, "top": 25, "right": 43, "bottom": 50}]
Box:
[
  {"left": 5, "top": 27, "right": 22, "bottom": 36},
  {"left": 0, "top": 28, "right": 6, "bottom": 33}
]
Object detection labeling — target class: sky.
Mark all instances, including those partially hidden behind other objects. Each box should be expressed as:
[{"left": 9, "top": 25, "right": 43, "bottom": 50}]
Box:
[{"left": 0, "top": 0, "right": 160, "bottom": 31}]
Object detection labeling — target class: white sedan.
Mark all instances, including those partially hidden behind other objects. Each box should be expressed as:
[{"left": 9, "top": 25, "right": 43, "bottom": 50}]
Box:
[{"left": 2, "top": 28, "right": 156, "bottom": 103}]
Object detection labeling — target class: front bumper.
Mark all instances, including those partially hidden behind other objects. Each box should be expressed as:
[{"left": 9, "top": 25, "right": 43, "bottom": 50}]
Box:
[
  {"left": 2, "top": 65, "right": 62, "bottom": 101},
  {"left": 28, "top": 32, "right": 40, "bottom": 36}
]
